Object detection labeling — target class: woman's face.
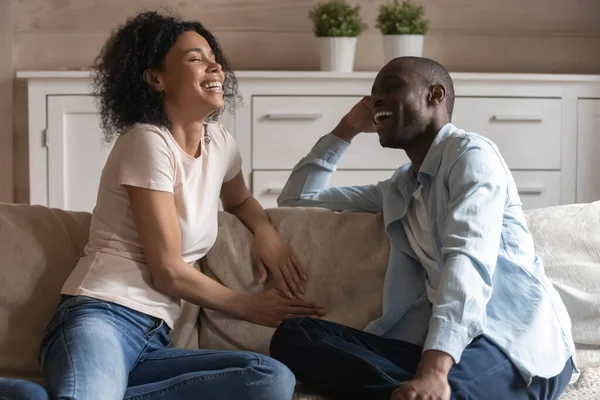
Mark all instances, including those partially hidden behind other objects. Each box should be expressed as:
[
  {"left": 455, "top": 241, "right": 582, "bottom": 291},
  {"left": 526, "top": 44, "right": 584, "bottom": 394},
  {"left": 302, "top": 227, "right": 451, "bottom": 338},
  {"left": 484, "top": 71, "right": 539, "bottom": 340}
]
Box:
[{"left": 154, "top": 31, "right": 225, "bottom": 117}]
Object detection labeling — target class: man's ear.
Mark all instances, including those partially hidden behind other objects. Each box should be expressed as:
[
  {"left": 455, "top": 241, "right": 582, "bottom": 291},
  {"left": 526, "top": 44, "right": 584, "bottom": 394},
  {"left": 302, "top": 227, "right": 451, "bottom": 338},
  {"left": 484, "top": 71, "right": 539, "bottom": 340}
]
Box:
[
  {"left": 143, "top": 69, "right": 165, "bottom": 92},
  {"left": 428, "top": 84, "right": 446, "bottom": 106}
]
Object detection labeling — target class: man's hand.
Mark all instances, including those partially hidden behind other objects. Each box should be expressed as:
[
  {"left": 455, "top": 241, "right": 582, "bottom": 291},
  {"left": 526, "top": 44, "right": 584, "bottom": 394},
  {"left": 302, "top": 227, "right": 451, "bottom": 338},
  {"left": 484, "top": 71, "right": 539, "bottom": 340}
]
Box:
[
  {"left": 391, "top": 372, "right": 451, "bottom": 400},
  {"left": 253, "top": 224, "right": 307, "bottom": 299},
  {"left": 392, "top": 350, "right": 453, "bottom": 400},
  {"left": 332, "top": 96, "right": 376, "bottom": 143}
]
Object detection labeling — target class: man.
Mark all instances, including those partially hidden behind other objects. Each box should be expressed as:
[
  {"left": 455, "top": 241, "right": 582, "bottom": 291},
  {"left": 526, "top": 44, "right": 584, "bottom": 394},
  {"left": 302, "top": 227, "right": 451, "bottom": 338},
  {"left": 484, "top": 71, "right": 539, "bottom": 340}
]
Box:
[{"left": 269, "top": 57, "right": 575, "bottom": 400}]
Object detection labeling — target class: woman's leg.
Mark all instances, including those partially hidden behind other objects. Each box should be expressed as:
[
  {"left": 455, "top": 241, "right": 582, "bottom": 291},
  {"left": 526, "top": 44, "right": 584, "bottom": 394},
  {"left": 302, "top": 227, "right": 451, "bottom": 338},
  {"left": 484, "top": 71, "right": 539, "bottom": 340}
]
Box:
[
  {"left": 40, "top": 296, "right": 158, "bottom": 400},
  {"left": 0, "top": 378, "right": 49, "bottom": 400},
  {"left": 126, "top": 333, "right": 296, "bottom": 400}
]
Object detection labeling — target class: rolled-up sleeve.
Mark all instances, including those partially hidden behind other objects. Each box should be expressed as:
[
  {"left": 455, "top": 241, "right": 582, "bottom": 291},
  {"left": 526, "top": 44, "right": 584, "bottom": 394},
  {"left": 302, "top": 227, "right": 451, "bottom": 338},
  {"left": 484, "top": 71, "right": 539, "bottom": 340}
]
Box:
[{"left": 278, "top": 133, "right": 388, "bottom": 213}]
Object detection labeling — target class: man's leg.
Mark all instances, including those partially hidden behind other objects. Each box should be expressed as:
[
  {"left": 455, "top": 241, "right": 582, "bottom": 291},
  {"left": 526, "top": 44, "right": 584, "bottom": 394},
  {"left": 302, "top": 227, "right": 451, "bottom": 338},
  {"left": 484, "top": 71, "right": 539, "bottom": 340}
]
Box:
[
  {"left": 270, "top": 317, "right": 422, "bottom": 400},
  {"left": 448, "top": 336, "right": 573, "bottom": 400}
]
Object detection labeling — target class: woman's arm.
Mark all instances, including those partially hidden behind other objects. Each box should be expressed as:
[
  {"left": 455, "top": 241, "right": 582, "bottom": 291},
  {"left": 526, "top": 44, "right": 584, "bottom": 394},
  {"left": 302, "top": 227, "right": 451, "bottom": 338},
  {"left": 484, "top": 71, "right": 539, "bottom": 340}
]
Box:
[
  {"left": 126, "top": 185, "right": 324, "bottom": 327},
  {"left": 220, "top": 172, "right": 307, "bottom": 299}
]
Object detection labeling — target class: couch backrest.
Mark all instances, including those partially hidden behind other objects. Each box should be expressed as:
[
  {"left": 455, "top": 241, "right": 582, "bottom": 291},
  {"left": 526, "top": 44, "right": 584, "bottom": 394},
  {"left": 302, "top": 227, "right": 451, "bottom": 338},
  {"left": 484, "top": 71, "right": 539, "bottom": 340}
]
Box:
[
  {"left": 525, "top": 202, "right": 600, "bottom": 368},
  {"left": 1, "top": 201, "right": 599, "bottom": 381},
  {"left": 199, "top": 208, "right": 390, "bottom": 355},
  {"left": 0, "top": 204, "right": 90, "bottom": 379}
]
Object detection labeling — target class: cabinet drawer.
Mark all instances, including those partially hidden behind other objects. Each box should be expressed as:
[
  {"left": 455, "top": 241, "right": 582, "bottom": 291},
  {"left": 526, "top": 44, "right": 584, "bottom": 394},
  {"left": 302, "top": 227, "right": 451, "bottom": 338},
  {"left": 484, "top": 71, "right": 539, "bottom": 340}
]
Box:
[
  {"left": 253, "top": 170, "right": 559, "bottom": 211},
  {"left": 452, "top": 98, "right": 562, "bottom": 170},
  {"left": 253, "top": 170, "right": 395, "bottom": 209},
  {"left": 252, "top": 96, "right": 409, "bottom": 170},
  {"left": 512, "top": 171, "right": 560, "bottom": 210}
]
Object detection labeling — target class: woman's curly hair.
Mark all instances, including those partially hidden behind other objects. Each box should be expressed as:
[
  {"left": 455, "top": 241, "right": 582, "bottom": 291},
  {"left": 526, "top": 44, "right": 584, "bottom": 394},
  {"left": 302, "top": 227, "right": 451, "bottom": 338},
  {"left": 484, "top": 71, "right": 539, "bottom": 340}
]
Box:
[{"left": 92, "top": 11, "right": 241, "bottom": 142}]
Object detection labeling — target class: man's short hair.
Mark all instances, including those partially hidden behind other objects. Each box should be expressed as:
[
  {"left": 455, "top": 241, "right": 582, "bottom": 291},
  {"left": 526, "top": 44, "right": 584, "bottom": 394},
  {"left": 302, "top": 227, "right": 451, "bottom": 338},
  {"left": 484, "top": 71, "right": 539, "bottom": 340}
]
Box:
[{"left": 396, "top": 57, "right": 455, "bottom": 119}]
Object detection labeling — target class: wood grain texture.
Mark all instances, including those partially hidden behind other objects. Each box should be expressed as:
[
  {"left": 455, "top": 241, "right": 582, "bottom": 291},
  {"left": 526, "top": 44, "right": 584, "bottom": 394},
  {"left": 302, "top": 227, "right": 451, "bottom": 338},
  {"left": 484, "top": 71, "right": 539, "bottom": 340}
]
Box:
[
  {"left": 14, "top": 31, "right": 600, "bottom": 74},
  {"left": 13, "top": 80, "right": 28, "bottom": 204},
  {"left": 13, "top": 0, "right": 600, "bottom": 36},
  {"left": 1, "top": 0, "right": 14, "bottom": 203}
]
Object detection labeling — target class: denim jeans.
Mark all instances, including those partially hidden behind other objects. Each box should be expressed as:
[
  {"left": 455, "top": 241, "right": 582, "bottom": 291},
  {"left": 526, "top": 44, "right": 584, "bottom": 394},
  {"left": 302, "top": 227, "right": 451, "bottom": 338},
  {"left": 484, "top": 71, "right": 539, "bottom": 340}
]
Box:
[
  {"left": 270, "top": 317, "right": 574, "bottom": 400},
  {"left": 40, "top": 295, "right": 295, "bottom": 400},
  {"left": 0, "top": 378, "right": 49, "bottom": 400}
]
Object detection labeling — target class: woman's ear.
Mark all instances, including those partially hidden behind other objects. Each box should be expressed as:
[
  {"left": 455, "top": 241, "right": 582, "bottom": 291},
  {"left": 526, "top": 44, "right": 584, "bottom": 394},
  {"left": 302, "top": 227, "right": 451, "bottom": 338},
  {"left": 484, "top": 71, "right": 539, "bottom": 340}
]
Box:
[{"left": 143, "top": 69, "right": 165, "bottom": 92}]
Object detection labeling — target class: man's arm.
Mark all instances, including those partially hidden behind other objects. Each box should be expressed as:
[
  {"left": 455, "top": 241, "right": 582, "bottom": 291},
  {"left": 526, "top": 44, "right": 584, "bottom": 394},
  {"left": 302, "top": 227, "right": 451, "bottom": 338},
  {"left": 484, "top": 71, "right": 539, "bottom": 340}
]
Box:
[
  {"left": 278, "top": 97, "right": 388, "bottom": 213},
  {"left": 423, "top": 141, "right": 508, "bottom": 368}
]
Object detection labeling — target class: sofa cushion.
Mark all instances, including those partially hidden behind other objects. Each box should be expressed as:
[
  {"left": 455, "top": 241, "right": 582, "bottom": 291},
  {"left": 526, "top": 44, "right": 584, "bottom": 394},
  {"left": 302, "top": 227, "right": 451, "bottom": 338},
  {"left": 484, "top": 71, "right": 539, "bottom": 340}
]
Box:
[
  {"left": 525, "top": 202, "right": 600, "bottom": 369},
  {"left": 200, "top": 203, "right": 600, "bottom": 366},
  {"left": 199, "top": 207, "right": 390, "bottom": 355},
  {"left": 0, "top": 204, "right": 90, "bottom": 380}
]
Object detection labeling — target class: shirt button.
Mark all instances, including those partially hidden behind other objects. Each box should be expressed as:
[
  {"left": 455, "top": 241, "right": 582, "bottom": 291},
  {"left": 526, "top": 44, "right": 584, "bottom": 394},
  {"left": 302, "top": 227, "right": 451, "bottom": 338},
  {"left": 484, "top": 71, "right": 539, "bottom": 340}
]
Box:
[{"left": 204, "top": 135, "right": 211, "bottom": 143}]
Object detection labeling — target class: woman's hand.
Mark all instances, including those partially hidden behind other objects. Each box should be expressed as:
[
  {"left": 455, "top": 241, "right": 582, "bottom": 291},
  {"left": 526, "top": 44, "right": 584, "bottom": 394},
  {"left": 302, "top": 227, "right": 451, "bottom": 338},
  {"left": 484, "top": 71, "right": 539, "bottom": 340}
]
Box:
[
  {"left": 241, "top": 288, "right": 325, "bottom": 327},
  {"left": 253, "top": 224, "right": 307, "bottom": 299}
]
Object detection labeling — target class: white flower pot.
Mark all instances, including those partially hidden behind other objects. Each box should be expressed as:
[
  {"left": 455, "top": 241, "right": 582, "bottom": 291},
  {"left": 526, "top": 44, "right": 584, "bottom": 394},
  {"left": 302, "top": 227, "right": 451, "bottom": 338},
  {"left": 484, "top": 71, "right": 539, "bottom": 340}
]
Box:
[
  {"left": 318, "top": 37, "right": 357, "bottom": 72},
  {"left": 383, "top": 34, "right": 424, "bottom": 63}
]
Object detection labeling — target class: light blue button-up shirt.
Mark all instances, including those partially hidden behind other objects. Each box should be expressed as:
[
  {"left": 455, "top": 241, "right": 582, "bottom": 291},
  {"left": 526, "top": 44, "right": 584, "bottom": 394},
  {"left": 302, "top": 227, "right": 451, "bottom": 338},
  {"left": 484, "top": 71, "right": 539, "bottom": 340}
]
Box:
[{"left": 278, "top": 123, "right": 575, "bottom": 383}]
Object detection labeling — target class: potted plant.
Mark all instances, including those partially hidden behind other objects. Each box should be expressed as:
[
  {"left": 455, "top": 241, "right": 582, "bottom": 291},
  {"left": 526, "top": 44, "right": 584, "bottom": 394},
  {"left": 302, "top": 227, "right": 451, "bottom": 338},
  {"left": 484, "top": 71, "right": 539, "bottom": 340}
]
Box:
[
  {"left": 376, "top": 0, "right": 429, "bottom": 63},
  {"left": 309, "top": 0, "right": 367, "bottom": 72}
]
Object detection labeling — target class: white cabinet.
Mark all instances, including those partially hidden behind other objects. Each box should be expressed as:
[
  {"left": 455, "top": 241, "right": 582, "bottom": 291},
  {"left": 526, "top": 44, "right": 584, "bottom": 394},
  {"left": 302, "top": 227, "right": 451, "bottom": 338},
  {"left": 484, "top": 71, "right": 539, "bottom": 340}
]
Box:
[
  {"left": 16, "top": 71, "right": 600, "bottom": 213},
  {"left": 47, "top": 96, "right": 110, "bottom": 211},
  {"left": 577, "top": 99, "right": 600, "bottom": 203}
]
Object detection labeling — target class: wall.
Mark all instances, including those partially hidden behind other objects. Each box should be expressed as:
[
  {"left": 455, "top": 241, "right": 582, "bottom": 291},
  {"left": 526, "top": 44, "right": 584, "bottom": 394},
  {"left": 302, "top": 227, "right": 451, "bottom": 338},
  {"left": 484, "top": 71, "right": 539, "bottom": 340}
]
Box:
[
  {"left": 7, "top": 0, "right": 600, "bottom": 202},
  {"left": 1, "top": 0, "right": 13, "bottom": 203}
]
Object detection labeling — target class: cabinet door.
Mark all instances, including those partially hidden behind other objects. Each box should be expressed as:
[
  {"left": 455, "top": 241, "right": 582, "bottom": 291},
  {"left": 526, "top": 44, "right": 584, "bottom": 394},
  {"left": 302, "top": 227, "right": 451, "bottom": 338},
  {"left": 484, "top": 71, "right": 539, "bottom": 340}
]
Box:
[
  {"left": 577, "top": 100, "right": 600, "bottom": 203},
  {"left": 47, "top": 96, "right": 112, "bottom": 212}
]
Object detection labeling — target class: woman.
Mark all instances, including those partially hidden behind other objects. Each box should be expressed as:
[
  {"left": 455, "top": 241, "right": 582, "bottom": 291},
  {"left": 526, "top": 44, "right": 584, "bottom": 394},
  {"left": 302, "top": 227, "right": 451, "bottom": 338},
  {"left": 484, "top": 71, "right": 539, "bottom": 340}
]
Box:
[{"left": 39, "top": 11, "right": 324, "bottom": 400}]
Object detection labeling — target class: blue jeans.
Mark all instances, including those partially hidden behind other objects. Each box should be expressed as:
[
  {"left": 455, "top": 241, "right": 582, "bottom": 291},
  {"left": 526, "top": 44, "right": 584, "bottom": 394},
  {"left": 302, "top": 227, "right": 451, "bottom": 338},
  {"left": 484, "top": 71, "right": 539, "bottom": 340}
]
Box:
[
  {"left": 0, "top": 378, "right": 49, "bottom": 400},
  {"left": 40, "top": 295, "right": 295, "bottom": 400},
  {"left": 270, "top": 317, "right": 574, "bottom": 400}
]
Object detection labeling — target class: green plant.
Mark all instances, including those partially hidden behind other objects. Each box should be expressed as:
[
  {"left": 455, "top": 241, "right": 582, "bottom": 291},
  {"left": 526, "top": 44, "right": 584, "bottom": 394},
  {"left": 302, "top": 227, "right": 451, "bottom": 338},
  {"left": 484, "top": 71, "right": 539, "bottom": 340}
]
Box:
[
  {"left": 376, "top": 0, "right": 429, "bottom": 35},
  {"left": 308, "top": 0, "right": 367, "bottom": 37}
]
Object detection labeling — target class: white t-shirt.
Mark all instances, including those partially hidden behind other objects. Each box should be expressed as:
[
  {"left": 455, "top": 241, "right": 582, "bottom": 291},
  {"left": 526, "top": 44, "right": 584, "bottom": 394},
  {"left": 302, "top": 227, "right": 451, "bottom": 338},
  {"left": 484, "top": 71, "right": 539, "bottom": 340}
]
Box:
[
  {"left": 61, "top": 122, "right": 242, "bottom": 328},
  {"left": 401, "top": 185, "right": 440, "bottom": 301}
]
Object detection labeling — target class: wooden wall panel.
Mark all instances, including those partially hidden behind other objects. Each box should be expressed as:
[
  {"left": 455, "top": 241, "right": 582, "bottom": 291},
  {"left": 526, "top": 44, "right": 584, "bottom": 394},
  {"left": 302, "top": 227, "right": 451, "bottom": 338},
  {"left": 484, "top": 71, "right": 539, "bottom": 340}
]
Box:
[
  {"left": 1, "top": 0, "right": 14, "bottom": 203},
  {"left": 13, "top": 80, "right": 28, "bottom": 204},
  {"left": 14, "top": 31, "right": 600, "bottom": 74},
  {"left": 13, "top": 0, "right": 600, "bottom": 36}
]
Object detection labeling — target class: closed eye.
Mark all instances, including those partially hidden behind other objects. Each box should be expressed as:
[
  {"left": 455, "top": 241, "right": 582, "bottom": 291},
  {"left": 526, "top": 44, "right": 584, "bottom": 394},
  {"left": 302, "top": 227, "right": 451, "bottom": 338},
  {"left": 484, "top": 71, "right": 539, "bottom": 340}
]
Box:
[{"left": 385, "top": 83, "right": 402, "bottom": 94}]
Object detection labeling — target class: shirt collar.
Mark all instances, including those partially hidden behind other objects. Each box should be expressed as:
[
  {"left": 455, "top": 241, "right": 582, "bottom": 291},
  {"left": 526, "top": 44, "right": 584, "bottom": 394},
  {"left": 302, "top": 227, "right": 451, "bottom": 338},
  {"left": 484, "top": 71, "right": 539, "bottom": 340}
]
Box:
[
  {"left": 418, "top": 122, "right": 458, "bottom": 177},
  {"left": 392, "top": 122, "right": 458, "bottom": 213}
]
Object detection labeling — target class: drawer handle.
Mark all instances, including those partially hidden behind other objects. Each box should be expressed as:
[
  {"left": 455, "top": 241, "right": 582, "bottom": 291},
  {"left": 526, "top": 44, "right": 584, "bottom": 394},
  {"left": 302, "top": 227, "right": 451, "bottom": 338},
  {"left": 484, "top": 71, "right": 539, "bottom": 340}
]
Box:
[
  {"left": 517, "top": 184, "right": 545, "bottom": 195},
  {"left": 265, "top": 186, "right": 283, "bottom": 195},
  {"left": 265, "top": 112, "right": 324, "bottom": 120},
  {"left": 492, "top": 114, "right": 544, "bottom": 122}
]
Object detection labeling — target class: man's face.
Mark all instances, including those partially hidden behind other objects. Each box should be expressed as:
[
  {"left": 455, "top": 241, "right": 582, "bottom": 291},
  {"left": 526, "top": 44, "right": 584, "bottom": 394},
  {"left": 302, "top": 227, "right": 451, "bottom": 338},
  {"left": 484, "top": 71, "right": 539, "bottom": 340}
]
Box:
[{"left": 370, "top": 59, "right": 429, "bottom": 149}]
